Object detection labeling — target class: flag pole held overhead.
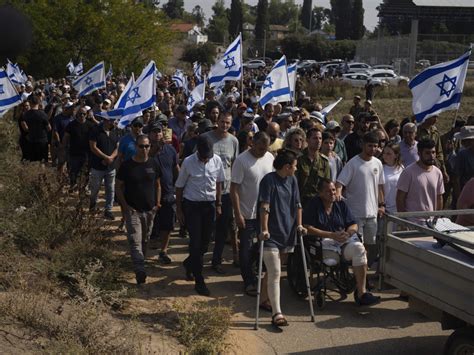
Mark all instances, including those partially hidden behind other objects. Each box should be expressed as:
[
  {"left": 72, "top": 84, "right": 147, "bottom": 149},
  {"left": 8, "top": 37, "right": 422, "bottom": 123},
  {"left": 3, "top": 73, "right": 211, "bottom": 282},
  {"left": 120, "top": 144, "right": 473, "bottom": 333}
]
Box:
[{"left": 72, "top": 61, "right": 106, "bottom": 97}]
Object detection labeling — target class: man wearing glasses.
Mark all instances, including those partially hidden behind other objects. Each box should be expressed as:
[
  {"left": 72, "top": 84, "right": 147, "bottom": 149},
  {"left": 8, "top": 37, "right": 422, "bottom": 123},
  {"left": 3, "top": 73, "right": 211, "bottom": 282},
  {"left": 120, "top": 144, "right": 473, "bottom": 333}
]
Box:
[
  {"left": 339, "top": 114, "right": 355, "bottom": 141},
  {"left": 116, "top": 135, "right": 162, "bottom": 285},
  {"left": 62, "top": 106, "right": 95, "bottom": 191},
  {"left": 117, "top": 117, "right": 144, "bottom": 168}
]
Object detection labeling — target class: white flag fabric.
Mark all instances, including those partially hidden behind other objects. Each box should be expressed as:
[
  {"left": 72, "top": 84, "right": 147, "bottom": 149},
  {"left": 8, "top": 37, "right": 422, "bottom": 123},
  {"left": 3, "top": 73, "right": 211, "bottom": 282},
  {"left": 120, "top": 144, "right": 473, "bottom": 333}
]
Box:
[
  {"left": 193, "top": 61, "right": 202, "bottom": 81},
  {"left": 187, "top": 77, "right": 206, "bottom": 111},
  {"left": 172, "top": 69, "right": 186, "bottom": 88},
  {"left": 95, "top": 74, "right": 134, "bottom": 121},
  {"left": 409, "top": 50, "right": 471, "bottom": 123},
  {"left": 66, "top": 60, "right": 75, "bottom": 74},
  {"left": 106, "top": 64, "right": 113, "bottom": 80},
  {"left": 208, "top": 34, "right": 242, "bottom": 88},
  {"left": 6, "top": 60, "right": 27, "bottom": 85},
  {"left": 321, "top": 97, "right": 343, "bottom": 118},
  {"left": 259, "top": 55, "right": 291, "bottom": 107},
  {"left": 73, "top": 61, "right": 106, "bottom": 97},
  {"left": 119, "top": 61, "right": 156, "bottom": 128},
  {"left": 0, "top": 69, "right": 22, "bottom": 117},
  {"left": 287, "top": 63, "right": 297, "bottom": 101},
  {"left": 74, "top": 61, "right": 84, "bottom": 76}
]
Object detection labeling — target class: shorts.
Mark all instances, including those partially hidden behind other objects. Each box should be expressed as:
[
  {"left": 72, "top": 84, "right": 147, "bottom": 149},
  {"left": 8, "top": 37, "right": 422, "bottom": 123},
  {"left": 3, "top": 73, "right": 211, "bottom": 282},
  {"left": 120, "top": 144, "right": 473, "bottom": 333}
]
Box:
[
  {"left": 155, "top": 201, "right": 175, "bottom": 231},
  {"left": 323, "top": 240, "right": 367, "bottom": 267}
]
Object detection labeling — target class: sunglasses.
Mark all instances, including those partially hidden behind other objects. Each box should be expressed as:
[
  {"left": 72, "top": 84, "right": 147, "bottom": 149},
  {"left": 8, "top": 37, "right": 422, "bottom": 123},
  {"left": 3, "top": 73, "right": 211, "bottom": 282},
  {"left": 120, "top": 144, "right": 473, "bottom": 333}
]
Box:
[
  {"left": 138, "top": 144, "right": 150, "bottom": 149},
  {"left": 133, "top": 124, "right": 144, "bottom": 128},
  {"left": 345, "top": 120, "right": 355, "bottom": 124}
]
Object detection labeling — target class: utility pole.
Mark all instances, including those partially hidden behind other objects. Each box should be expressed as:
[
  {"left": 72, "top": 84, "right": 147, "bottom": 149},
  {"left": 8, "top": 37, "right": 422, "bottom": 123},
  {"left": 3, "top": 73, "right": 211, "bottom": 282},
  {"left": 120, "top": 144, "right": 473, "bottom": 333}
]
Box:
[
  {"left": 263, "top": 29, "right": 267, "bottom": 60},
  {"left": 308, "top": 0, "right": 313, "bottom": 32}
]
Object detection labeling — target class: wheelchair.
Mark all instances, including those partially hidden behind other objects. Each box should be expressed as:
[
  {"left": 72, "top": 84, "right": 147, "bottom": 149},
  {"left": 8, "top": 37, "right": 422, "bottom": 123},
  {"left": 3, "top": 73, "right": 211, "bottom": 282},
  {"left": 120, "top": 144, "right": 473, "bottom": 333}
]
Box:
[{"left": 287, "top": 234, "right": 357, "bottom": 309}]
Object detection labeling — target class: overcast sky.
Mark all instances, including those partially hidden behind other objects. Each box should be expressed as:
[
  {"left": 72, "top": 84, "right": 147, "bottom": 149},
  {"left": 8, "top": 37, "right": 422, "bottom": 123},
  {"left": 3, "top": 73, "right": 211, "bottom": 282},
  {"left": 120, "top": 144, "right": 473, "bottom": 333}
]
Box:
[{"left": 182, "top": 0, "right": 383, "bottom": 30}]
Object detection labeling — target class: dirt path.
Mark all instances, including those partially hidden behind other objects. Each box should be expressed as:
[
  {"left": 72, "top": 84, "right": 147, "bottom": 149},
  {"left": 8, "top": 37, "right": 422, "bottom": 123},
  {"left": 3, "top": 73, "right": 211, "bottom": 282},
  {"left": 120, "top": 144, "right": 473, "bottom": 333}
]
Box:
[{"left": 107, "top": 205, "right": 451, "bottom": 354}]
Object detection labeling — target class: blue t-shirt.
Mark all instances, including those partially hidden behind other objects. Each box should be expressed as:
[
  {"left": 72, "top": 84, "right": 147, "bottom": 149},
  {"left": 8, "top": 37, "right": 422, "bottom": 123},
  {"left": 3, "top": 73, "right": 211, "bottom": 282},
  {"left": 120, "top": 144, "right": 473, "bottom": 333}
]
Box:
[
  {"left": 118, "top": 133, "right": 137, "bottom": 162},
  {"left": 154, "top": 144, "right": 178, "bottom": 202},
  {"left": 258, "top": 172, "right": 301, "bottom": 250},
  {"left": 302, "top": 196, "right": 356, "bottom": 232}
]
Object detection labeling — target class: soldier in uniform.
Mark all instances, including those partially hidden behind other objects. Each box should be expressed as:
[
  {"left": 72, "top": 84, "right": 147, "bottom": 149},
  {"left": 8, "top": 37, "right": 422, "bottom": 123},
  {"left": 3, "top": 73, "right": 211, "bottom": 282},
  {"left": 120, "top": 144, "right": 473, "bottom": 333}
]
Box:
[
  {"left": 296, "top": 127, "right": 331, "bottom": 208},
  {"left": 349, "top": 95, "right": 363, "bottom": 121},
  {"left": 416, "top": 115, "right": 448, "bottom": 182}
]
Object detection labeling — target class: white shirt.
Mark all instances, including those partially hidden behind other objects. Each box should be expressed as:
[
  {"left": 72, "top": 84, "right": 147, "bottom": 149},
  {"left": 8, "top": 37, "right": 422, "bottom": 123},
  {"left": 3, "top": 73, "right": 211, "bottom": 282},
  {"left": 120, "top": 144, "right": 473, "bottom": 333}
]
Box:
[
  {"left": 175, "top": 153, "right": 225, "bottom": 202},
  {"left": 337, "top": 155, "right": 385, "bottom": 218},
  {"left": 231, "top": 150, "right": 274, "bottom": 219},
  {"left": 383, "top": 164, "right": 403, "bottom": 213}
]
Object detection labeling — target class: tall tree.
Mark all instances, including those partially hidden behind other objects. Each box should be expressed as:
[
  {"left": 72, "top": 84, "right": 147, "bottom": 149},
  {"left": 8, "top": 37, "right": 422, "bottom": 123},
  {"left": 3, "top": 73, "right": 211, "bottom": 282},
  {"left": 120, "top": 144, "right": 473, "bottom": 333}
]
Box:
[
  {"left": 207, "top": 0, "right": 229, "bottom": 43},
  {"left": 162, "top": 0, "right": 184, "bottom": 19},
  {"left": 300, "top": 0, "right": 312, "bottom": 31},
  {"left": 313, "top": 7, "right": 331, "bottom": 31},
  {"left": 268, "top": 0, "right": 299, "bottom": 26},
  {"left": 228, "top": 0, "right": 243, "bottom": 40},
  {"left": 333, "top": 0, "right": 352, "bottom": 40},
  {"left": 192, "top": 5, "right": 205, "bottom": 27},
  {"left": 254, "top": 0, "right": 269, "bottom": 41},
  {"left": 351, "top": 0, "right": 365, "bottom": 39}
]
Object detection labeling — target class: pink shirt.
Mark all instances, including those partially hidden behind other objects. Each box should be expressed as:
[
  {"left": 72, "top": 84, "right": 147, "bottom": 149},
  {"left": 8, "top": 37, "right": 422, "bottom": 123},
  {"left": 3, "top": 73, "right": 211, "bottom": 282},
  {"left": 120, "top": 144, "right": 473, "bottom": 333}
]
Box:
[
  {"left": 456, "top": 177, "right": 474, "bottom": 226},
  {"left": 397, "top": 162, "right": 444, "bottom": 223}
]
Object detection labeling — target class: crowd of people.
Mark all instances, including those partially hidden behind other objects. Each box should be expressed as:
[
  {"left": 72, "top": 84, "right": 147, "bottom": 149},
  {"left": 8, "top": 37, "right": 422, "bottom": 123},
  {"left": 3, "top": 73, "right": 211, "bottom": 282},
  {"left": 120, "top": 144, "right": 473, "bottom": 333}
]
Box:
[{"left": 12, "top": 70, "right": 474, "bottom": 327}]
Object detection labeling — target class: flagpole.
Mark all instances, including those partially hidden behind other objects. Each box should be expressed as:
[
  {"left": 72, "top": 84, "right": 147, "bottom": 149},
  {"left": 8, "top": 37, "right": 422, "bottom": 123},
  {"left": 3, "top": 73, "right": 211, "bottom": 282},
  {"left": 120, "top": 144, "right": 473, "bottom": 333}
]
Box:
[{"left": 240, "top": 33, "right": 244, "bottom": 103}]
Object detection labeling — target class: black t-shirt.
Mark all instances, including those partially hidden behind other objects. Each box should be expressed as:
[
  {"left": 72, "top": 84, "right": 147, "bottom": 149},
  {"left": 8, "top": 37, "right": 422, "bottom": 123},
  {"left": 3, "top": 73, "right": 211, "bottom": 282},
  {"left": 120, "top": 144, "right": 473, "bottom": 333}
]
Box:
[
  {"left": 302, "top": 196, "right": 356, "bottom": 232},
  {"left": 117, "top": 158, "right": 161, "bottom": 212},
  {"left": 344, "top": 132, "right": 364, "bottom": 161},
  {"left": 23, "top": 109, "right": 49, "bottom": 143},
  {"left": 66, "top": 119, "right": 95, "bottom": 156},
  {"left": 88, "top": 124, "right": 119, "bottom": 171},
  {"left": 153, "top": 143, "right": 178, "bottom": 202}
]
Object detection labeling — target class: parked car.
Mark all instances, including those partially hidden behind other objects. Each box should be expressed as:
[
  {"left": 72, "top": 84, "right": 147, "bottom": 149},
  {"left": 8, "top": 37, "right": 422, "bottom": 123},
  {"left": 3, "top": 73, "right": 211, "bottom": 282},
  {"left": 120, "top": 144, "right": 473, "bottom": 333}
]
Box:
[
  {"left": 372, "top": 64, "right": 395, "bottom": 71},
  {"left": 366, "top": 69, "right": 409, "bottom": 86},
  {"left": 340, "top": 73, "right": 386, "bottom": 87},
  {"left": 243, "top": 59, "right": 266, "bottom": 70},
  {"left": 346, "top": 62, "right": 372, "bottom": 73}
]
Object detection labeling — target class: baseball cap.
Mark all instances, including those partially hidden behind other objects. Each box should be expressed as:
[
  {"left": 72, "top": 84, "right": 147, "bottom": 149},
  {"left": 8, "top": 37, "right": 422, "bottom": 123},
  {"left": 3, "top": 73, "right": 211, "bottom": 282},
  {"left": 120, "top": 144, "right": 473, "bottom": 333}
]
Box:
[
  {"left": 365, "top": 99, "right": 372, "bottom": 105},
  {"left": 196, "top": 135, "right": 213, "bottom": 159},
  {"left": 64, "top": 101, "right": 74, "bottom": 109},
  {"left": 197, "top": 118, "right": 215, "bottom": 133},
  {"left": 131, "top": 117, "right": 144, "bottom": 126},
  {"left": 325, "top": 120, "right": 341, "bottom": 131},
  {"left": 176, "top": 104, "right": 188, "bottom": 113}
]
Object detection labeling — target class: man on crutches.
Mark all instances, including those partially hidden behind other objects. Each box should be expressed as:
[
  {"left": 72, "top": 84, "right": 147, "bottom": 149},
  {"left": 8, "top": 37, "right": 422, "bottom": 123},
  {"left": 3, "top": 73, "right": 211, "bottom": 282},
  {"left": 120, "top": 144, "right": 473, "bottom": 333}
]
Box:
[{"left": 254, "top": 149, "right": 314, "bottom": 329}]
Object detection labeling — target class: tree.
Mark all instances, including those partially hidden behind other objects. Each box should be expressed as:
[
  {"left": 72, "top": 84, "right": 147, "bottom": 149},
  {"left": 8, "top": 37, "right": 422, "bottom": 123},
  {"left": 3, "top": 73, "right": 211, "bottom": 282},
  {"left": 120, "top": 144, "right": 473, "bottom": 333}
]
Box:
[
  {"left": 350, "top": 0, "right": 365, "bottom": 39},
  {"left": 333, "top": 0, "right": 352, "bottom": 40},
  {"left": 162, "top": 0, "right": 184, "bottom": 19},
  {"left": 228, "top": 0, "right": 243, "bottom": 40},
  {"left": 300, "top": 0, "right": 312, "bottom": 31},
  {"left": 207, "top": 0, "right": 229, "bottom": 43},
  {"left": 312, "top": 7, "right": 331, "bottom": 31},
  {"left": 181, "top": 42, "right": 216, "bottom": 65},
  {"left": 268, "top": 0, "right": 299, "bottom": 26},
  {"left": 191, "top": 5, "right": 205, "bottom": 27},
  {"left": 254, "top": 0, "right": 269, "bottom": 41},
  {"left": 8, "top": 0, "right": 174, "bottom": 77}
]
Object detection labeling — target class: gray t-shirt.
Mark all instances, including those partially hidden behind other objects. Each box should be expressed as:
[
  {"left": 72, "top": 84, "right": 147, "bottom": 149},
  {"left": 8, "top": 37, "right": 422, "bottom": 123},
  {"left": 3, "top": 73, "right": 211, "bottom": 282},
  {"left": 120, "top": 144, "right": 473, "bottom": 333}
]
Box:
[{"left": 202, "top": 131, "right": 239, "bottom": 194}]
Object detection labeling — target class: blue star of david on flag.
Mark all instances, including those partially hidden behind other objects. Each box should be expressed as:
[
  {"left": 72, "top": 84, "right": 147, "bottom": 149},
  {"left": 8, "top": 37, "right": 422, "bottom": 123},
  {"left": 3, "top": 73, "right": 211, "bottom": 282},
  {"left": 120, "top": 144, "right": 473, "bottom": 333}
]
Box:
[
  {"left": 436, "top": 74, "right": 457, "bottom": 98},
  {"left": 0, "top": 84, "right": 4, "bottom": 95},
  {"left": 187, "top": 95, "right": 195, "bottom": 108},
  {"left": 223, "top": 55, "right": 236, "bottom": 70},
  {"left": 263, "top": 78, "right": 274, "bottom": 89},
  {"left": 85, "top": 76, "right": 93, "bottom": 85},
  {"left": 127, "top": 87, "right": 141, "bottom": 104}
]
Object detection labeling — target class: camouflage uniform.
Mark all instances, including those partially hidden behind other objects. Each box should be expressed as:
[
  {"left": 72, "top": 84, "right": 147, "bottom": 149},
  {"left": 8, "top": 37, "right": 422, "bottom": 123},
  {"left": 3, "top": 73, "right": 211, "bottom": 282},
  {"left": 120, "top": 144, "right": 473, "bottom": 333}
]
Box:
[{"left": 296, "top": 149, "right": 331, "bottom": 207}]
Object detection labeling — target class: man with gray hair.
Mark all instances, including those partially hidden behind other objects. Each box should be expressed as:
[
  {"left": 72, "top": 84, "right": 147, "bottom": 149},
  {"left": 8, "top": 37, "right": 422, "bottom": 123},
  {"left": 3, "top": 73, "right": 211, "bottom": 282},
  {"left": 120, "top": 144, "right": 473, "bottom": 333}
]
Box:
[{"left": 400, "top": 123, "right": 418, "bottom": 167}]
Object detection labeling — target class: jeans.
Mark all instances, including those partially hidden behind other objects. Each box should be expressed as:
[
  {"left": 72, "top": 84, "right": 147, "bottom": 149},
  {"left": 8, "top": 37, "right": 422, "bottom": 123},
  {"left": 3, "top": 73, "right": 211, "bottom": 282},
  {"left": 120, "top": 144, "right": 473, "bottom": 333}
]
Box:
[
  {"left": 356, "top": 217, "right": 378, "bottom": 245},
  {"left": 238, "top": 219, "right": 259, "bottom": 287},
  {"left": 212, "top": 194, "right": 233, "bottom": 266},
  {"left": 69, "top": 154, "right": 88, "bottom": 187},
  {"left": 124, "top": 208, "right": 155, "bottom": 274},
  {"left": 89, "top": 168, "right": 115, "bottom": 212},
  {"left": 183, "top": 200, "right": 216, "bottom": 284}
]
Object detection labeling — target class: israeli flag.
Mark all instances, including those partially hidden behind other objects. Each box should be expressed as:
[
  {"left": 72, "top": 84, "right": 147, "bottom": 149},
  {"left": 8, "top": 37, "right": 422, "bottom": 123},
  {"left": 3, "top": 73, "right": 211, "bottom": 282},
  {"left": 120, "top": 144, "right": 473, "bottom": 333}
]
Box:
[
  {"left": 156, "top": 69, "right": 163, "bottom": 80},
  {"left": 95, "top": 74, "right": 134, "bottom": 120},
  {"left": 74, "top": 61, "right": 84, "bottom": 76},
  {"left": 287, "top": 63, "right": 297, "bottom": 101},
  {"left": 208, "top": 34, "right": 242, "bottom": 88},
  {"left": 73, "top": 61, "right": 106, "bottom": 97},
  {"left": 321, "top": 97, "right": 343, "bottom": 118},
  {"left": 259, "top": 55, "right": 291, "bottom": 107},
  {"left": 106, "top": 64, "right": 113, "bottom": 80},
  {"left": 6, "top": 60, "right": 27, "bottom": 85},
  {"left": 119, "top": 61, "right": 156, "bottom": 128},
  {"left": 0, "top": 69, "right": 22, "bottom": 117},
  {"left": 66, "top": 60, "right": 75, "bottom": 74},
  {"left": 193, "top": 61, "right": 202, "bottom": 81},
  {"left": 409, "top": 49, "right": 471, "bottom": 123},
  {"left": 187, "top": 77, "right": 206, "bottom": 111},
  {"left": 172, "top": 69, "right": 186, "bottom": 88}
]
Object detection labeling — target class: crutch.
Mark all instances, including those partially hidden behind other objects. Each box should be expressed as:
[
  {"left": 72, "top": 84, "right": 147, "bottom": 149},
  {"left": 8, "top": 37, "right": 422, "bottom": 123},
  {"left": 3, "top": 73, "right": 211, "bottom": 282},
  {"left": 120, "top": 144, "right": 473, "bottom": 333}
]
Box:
[
  {"left": 299, "top": 230, "right": 315, "bottom": 322},
  {"left": 254, "top": 238, "right": 265, "bottom": 330}
]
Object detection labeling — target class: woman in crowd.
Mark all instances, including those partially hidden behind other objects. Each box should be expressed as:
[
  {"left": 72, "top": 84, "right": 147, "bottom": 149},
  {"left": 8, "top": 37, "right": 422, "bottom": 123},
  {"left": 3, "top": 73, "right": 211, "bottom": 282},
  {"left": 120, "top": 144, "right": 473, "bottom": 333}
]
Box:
[
  {"left": 237, "top": 130, "right": 254, "bottom": 154},
  {"left": 283, "top": 128, "right": 306, "bottom": 155},
  {"left": 384, "top": 119, "right": 401, "bottom": 144},
  {"left": 258, "top": 149, "right": 306, "bottom": 327},
  {"left": 382, "top": 142, "right": 404, "bottom": 214}
]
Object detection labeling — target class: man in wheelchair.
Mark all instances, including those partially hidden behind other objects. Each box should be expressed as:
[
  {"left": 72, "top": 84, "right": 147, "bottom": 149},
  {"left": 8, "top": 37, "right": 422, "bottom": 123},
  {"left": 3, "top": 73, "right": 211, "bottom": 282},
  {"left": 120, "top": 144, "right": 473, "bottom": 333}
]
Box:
[{"left": 303, "top": 178, "right": 380, "bottom": 306}]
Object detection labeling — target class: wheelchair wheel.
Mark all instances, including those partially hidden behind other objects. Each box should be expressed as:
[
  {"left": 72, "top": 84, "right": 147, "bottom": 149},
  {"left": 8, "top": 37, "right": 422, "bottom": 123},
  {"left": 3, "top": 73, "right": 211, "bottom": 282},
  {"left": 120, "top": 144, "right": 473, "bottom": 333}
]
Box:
[
  {"left": 331, "top": 263, "right": 356, "bottom": 294},
  {"left": 287, "top": 247, "right": 311, "bottom": 298},
  {"left": 315, "top": 290, "right": 326, "bottom": 309}
]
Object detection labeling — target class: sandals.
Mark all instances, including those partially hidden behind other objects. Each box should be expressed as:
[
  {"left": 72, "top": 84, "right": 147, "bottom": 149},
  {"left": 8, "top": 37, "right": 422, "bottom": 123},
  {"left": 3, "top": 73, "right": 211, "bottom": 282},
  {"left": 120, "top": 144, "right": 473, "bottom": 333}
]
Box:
[
  {"left": 259, "top": 300, "right": 272, "bottom": 313},
  {"left": 271, "top": 313, "right": 289, "bottom": 327}
]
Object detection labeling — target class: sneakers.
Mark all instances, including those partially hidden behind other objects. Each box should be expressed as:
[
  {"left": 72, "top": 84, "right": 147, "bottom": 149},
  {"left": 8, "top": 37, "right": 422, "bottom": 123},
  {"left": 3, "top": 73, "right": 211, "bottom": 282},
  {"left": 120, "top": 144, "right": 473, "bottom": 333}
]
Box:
[
  {"left": 158, "top": 251, "right": 172, "bottom": 264},
  {"left": 195, "top": 281, "right": 210, "bottom": 296},
  {"left": 183, "top": 259, "right": 194, "bottom": 281},
  {"left": 244, "top": 284, "right": 258, "bottom": 297},
  {"left": 135, "top": 271, "right": 147, "bottom": 285},
  {"left": 211, "top": 264, "right": 226, "bottom": 274},
  {"left": 104, "top": 211, "right": 115, "bottom": 221},
  {"left": 355, "top": 290, "right": 381, "bottom": 306}
]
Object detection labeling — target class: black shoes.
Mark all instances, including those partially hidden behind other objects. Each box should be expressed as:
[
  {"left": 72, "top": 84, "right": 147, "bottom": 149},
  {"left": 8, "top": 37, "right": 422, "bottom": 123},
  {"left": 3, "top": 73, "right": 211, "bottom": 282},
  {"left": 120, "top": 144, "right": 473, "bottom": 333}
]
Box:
[
  {"left": 158, "top": 251, "right": 172, "bottom": 264},
  {"left": 195, "top": 281, "right": 210, "bottom": 296},
  {"left": 183, "top": 259, "right": 194, "bottom": 281},
  {"left": 104, "top": 210, "right": 115, "bottom": 220},
  {"left": 136, "top": 271, "right": 147, "bottom": 285},
  {"left": 211, "top": 264, "right": 226, "bottom": 274},
  {"left": 354, "top": 290, "right": 381, "bottom": 306}
]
